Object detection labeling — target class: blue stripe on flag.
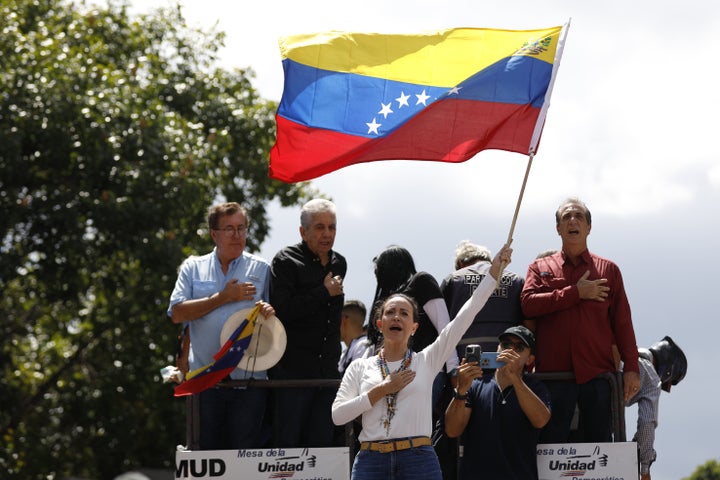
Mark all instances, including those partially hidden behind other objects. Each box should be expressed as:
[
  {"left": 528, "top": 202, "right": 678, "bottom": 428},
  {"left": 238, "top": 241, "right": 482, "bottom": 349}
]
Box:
[{"left": 277, "top": 55, "right": 552, "bottom": 138}]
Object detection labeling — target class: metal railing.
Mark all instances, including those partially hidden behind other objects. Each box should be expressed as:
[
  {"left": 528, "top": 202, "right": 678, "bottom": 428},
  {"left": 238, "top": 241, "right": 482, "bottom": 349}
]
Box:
[
  {"left": 184, "top": 371, "right": 626, "bottom": 455},
  {"left": 184, "top": 378, "right": 344, "bottom": 451}
]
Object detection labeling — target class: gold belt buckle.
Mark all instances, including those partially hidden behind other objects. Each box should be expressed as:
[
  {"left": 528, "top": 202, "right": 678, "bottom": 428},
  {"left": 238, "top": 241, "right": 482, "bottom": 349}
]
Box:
[{"left": 377, "top": 441, "right": 394, "bottom": 453}]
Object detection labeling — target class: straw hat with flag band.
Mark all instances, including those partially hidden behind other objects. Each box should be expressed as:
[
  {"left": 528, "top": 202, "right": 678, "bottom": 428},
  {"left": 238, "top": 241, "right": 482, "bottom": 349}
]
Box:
[
  {"left": 174, "top": 306, "right": 260, "bottom": 396},
  {"left": 173, "top": 305, "right": 287, "bottom": 397},
  {"left": 219, "top": 307, "right": 287, "bottom": 372}
]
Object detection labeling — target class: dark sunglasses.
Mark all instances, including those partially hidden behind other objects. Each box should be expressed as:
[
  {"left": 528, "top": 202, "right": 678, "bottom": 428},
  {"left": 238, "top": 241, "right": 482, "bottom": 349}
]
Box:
[{"left": 500, "top": 340, "right": 527, "bottom": 352}]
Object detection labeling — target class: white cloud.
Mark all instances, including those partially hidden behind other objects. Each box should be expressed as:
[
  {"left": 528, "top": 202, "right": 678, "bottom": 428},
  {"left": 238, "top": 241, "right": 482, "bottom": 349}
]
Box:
[{"left": 709, "top": 163, "right": 720, "bottom": 187}]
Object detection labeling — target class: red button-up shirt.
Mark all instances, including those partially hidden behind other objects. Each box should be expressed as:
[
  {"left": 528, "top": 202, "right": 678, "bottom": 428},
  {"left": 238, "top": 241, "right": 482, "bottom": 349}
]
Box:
[{"left": 521, "top": 249, "right": 639, "bottom": 383}]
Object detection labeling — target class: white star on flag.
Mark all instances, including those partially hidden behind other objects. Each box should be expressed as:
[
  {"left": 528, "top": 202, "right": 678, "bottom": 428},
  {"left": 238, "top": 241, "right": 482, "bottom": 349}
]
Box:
[
  {"left": 366, "top": 118, "right": 381, "bottom": 135},
  {"left": 378, "top": 102, "right": 393, "bottom": 119},
  {"left": 415, "top": 89, "right": 431, "bottom": 106},
  {"left": 395, "top": 91, "right": 410, "bottom": 108}
]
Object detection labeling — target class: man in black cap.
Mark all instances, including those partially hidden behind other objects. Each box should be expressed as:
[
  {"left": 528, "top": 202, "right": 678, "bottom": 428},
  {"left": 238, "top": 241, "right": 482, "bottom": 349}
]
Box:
[
  {"left": 445, "top": 325, "right": 552, "bottom": 479},
  {"left": 626, "top": 336, "right": 687, "bottom": 480}
]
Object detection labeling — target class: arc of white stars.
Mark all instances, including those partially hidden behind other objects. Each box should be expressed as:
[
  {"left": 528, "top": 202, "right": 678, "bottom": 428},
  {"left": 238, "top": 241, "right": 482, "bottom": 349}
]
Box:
[{"left": 365, "top": 88, "right": 442, "bottom": 134}]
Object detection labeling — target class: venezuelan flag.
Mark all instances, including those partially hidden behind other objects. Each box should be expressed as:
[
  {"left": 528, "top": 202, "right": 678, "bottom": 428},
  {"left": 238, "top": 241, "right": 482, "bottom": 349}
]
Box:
[
  {"left": 269, "top": 25, "right": 568, "bottom": 183},
  {"left": 174, "top": 307, "right": 259, "bottom": 397}
]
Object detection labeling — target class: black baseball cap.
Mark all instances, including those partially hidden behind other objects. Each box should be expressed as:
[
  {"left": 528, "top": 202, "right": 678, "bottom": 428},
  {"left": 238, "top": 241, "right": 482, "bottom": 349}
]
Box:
[{"left": 499, "top": 325, "right": 536, "bottom": 351}]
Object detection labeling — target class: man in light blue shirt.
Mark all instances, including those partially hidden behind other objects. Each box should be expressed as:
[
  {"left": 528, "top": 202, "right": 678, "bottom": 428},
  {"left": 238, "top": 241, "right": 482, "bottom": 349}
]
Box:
[{"left": 168, "top": 202, "right": 274, "bottom": 450}]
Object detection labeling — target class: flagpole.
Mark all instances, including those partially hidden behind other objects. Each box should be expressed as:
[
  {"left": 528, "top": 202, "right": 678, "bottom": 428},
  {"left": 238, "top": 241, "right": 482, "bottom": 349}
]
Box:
[
  {"left": 497, "top": 22, "right": 568, "bottom": 280},
  {"left": 498, "top": 153, "right": 534, "bottom": 283}
]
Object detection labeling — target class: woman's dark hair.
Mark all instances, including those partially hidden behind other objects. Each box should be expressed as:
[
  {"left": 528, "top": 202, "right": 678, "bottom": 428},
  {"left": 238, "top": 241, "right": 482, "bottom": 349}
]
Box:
[
  {"left": 368, "top": 245, "right": 417, "bottom": 346},
  {"left": 374, "top": 245, "right": 416, "bottom": 295}
]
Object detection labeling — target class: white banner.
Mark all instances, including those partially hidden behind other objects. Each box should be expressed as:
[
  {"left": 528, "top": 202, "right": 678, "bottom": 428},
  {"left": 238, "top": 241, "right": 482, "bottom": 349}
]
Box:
[
  {"left": 175, "top": 447, "right": 350, "bottom": 480},
  {"left": 536, "top": 442, "right": 638, "bottom": 480}
]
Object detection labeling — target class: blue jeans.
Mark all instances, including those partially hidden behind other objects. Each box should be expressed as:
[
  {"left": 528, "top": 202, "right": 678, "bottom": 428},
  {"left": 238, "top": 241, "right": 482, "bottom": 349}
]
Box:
[
  {"left": 351, "top": 446, "right": 442, "bottom": 480},
  {"left": 198, "top": 387, "right": 268, "bottom": 450}
]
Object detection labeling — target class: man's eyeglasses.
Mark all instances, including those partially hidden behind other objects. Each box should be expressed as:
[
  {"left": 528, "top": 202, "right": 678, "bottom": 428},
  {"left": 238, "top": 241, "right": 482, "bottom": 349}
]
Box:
[
  {"left": 500, "top": 340, "right": 527, "bottom": 352},
  {"left": 215, "top": 226, "right": 248, "bottom": 237}
]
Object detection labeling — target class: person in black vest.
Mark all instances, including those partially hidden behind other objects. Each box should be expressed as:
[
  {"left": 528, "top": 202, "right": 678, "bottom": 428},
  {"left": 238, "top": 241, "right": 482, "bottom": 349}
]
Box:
[{"left": 441, "top": 240, "right": 526, "bottom": 358}]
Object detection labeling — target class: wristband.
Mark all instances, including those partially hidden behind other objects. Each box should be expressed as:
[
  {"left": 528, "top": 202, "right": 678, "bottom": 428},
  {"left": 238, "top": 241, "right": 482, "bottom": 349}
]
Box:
[{"left": 453, "top": 388, "right": 468, "bottom": 400}]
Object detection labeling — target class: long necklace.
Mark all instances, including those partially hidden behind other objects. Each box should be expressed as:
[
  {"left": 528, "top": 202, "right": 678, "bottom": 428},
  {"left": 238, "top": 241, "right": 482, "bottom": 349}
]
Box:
[
  {"left": 496, "top": 381, "right": 513, "bottom": 405},
  {"left": 377, "top": 348, "right": 413, "bottom": 435},
  {"left": 495, "top": 371, "right": 515, "bottom": 405}
]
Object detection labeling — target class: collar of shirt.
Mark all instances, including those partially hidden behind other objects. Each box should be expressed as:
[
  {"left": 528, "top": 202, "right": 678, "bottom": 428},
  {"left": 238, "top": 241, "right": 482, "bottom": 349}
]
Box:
[
  {"left": 300, "top": 240, "right": 336, "bottom": 265},
  {"left": 560, "top": 248, "right": 592, "bottom": 266}
]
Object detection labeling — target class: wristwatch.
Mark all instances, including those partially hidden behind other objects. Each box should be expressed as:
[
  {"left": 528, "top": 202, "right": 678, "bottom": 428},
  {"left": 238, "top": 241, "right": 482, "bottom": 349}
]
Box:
[{"left": 453, "top": 388, "right": 468, "bottom": 400}]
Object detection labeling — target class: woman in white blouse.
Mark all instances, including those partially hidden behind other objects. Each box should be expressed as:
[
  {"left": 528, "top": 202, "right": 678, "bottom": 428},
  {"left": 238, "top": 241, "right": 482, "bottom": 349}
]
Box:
[{"left": 332, "top": 244, "right": 512, "bottom": 479}]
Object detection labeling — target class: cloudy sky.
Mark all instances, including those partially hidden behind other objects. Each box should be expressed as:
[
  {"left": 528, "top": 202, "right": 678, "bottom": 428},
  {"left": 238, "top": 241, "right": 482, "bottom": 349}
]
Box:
[{"left": 135, "top": 1, "right": 720, "bottom": 477}]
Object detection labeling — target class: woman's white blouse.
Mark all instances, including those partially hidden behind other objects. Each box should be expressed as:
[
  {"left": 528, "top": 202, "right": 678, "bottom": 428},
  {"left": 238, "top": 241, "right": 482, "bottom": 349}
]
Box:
[{"left": 331, "top": 273, "right": 498, "bottom": 442}]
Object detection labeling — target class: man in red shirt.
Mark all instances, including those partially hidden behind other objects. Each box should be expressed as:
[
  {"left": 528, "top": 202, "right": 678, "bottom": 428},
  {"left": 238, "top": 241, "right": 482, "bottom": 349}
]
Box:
[{"left": 521, "top": 197, "right": 640, "bottom": 443}]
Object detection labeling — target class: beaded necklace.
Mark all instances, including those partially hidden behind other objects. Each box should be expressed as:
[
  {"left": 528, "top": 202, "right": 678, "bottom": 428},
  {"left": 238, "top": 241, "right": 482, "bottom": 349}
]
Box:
[{"left": 377, "top": 348, "right": 413, "bottom": 435}]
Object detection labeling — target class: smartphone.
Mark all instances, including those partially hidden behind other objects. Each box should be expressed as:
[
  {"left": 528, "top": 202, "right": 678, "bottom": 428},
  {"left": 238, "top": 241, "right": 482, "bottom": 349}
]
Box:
[
  {"left": 479, "top": 352, "right": 505, "bottom": 369},
  {"left": 465, "top": 344, "right": 481, "bottom": 364}
]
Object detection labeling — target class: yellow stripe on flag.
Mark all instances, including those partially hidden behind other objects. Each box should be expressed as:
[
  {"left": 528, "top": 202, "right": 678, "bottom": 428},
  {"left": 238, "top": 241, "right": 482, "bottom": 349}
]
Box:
[{"left": 279, "top": 27, "right": 562, "bottom": 87}]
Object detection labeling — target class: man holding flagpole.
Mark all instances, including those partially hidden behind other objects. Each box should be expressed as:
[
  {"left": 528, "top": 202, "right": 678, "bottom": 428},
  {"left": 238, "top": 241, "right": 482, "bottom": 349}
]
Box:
[{"left": 168, "top": 202, "right": 274, "bottom": 450}]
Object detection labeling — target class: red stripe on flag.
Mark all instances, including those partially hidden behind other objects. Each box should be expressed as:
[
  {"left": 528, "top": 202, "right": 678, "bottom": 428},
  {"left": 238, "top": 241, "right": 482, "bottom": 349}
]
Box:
[
  {"left": 269, "top": 99, "right": 540, "bottom": 182},
  {"left": 173, "top": 366, "right": 236, "bottom": 397}
]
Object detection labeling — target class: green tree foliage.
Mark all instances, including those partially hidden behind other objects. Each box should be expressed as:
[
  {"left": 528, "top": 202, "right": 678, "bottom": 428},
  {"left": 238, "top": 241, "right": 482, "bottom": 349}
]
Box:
[
  {"left": 684, "top": 459, "right": 720, "bottom": 480},
  {"left": 0, "top": 0, "right": 312, "bottom": 478}
]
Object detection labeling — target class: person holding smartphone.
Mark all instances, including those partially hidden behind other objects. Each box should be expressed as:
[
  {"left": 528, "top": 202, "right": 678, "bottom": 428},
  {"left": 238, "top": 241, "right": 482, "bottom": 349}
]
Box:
[{"left": 444, "top": 325, "right": 551, "bottom": 480}]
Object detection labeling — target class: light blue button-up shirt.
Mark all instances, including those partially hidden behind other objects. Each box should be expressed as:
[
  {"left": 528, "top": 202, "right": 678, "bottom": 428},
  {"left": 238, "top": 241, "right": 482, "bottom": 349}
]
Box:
[{"left": 168, "top": 248, "right": 271, "bottom": 380}]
